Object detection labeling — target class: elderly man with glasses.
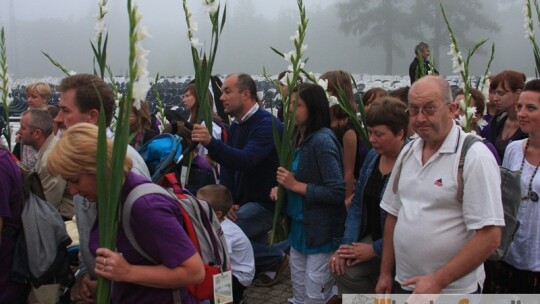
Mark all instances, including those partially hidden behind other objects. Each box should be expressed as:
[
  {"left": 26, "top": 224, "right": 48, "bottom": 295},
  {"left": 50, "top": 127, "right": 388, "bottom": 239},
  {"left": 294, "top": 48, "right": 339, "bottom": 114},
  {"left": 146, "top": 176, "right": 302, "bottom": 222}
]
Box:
[{"left": 375, "top": 75, "right": 504, "bottom": 295}]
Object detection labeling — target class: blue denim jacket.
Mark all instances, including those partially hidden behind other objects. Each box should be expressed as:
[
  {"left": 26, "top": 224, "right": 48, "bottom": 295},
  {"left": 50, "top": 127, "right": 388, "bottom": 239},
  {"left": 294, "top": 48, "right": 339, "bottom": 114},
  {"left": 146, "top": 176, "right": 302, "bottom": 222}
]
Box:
[
  {"left": 342, "top": 139, "right": 409, "bottom": 256},
  {"left": 294, "top": 128, "right": 346, "bottom": 248}
]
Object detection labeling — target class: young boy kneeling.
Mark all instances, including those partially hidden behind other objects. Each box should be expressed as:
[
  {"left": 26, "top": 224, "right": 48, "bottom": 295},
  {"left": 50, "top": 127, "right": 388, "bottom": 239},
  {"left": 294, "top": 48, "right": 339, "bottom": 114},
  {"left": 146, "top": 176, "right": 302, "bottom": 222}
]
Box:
[{"left": 197, "top": 185, "right": 255, "bottom": 303}]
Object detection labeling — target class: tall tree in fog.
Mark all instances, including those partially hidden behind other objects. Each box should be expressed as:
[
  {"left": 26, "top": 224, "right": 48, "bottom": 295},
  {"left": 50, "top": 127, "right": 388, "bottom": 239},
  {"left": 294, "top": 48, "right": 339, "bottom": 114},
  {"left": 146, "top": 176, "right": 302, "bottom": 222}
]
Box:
[
  {"left": 337, "top": 0, "right": 421, "bottom": 74},
  {"left": 410, "top": 0, "right": 499, "bottom": 68}
]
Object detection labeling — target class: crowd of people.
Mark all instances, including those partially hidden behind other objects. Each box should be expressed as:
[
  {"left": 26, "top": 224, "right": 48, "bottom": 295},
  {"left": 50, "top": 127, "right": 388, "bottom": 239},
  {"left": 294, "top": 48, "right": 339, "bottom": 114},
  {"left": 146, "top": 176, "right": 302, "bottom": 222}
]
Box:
[{"left": 1, "top": 47, "right": 539, "bottom": 304}]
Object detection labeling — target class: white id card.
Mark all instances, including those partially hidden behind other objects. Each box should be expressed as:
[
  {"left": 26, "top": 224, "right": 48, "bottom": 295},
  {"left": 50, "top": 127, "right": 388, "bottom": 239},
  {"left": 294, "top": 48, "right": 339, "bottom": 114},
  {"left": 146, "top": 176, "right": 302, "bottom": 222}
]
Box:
[{"left": 213, "top": 270, "right": 233, "bottom": 304}]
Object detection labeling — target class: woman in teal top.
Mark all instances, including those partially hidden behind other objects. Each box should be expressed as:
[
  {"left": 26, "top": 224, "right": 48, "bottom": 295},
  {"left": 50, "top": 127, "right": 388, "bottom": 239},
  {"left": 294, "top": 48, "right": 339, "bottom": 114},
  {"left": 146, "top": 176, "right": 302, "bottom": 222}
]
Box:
[{"left": 271, "top": 83, "right": 346, "bottom": 304}]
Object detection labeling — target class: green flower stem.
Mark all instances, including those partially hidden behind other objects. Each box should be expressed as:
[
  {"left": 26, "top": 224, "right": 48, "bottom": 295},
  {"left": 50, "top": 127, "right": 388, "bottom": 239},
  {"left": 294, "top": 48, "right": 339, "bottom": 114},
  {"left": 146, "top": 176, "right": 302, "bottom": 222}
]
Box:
[
  {"left": 267, "top": 0, "right": 308, "bottom": 246},
  {"left": 182, "top": 0, "right": 226, "bottom": 135},
  {"left": 441, "top": 3, "right": 489, "bottom": 133},
  {"left": 525, "top": 0, "right": 540, "bottom": 77},
  {"left": 41, "top": 51, "right": 72, "bottom": 76},
  {"left": 153, "top": 73, "right": 166, "bottom": 132},
  {"left": 0, "top": 27, "right": 11, "bottom": 150},
  {"left": 95, "top": 0, "right": 138, "bottom": 302}
]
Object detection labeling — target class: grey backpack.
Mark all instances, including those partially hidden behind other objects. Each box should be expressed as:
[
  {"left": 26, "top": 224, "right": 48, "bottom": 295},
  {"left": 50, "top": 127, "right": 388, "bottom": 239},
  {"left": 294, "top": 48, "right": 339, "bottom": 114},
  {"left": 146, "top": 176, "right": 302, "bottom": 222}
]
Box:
[{"left": 122, "top": 183, "right": 230, "bottom": 302}]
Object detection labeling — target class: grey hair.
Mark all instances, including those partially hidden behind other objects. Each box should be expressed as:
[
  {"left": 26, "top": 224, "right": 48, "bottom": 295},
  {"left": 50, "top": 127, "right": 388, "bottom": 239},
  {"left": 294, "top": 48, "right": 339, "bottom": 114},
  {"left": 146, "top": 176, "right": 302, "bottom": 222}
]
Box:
[
  {"left": 23, "top": 108, "right": 53, "bottom": 137},
  {"left": 414, "top": 42, "right": 430, "bottom": 55}
]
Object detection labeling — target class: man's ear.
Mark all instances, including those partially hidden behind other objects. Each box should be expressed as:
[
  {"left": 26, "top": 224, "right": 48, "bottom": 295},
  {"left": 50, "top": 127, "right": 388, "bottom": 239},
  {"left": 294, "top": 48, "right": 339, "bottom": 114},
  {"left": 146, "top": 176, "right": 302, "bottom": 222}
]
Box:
[
  {"left": 215, "top": 210, "right": 223, "bottom": 218},
  {"left": 87, "top": 109, "right": 101, "bottom": 125}
]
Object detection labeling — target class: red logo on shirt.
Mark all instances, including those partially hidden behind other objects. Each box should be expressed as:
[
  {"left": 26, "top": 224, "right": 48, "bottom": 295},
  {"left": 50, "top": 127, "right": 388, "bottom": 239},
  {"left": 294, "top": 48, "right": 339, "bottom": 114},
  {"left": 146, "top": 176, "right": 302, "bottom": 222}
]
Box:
[{"left": 434, "top": 178, "right": 443, "bottom": 187}]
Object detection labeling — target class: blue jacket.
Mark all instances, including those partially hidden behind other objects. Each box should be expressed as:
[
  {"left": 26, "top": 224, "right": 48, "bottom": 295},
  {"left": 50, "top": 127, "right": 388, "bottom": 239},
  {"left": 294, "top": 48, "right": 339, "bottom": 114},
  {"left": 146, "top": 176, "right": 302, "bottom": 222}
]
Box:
[
  {"left": 342, "top": 140, "right": 409, "bottom": 256},
  {"left": 294, "top": 128, "right": 346, "bottom": 248},
  {"left": 206, "top": 108, "right": 283, "bottom": 211}
]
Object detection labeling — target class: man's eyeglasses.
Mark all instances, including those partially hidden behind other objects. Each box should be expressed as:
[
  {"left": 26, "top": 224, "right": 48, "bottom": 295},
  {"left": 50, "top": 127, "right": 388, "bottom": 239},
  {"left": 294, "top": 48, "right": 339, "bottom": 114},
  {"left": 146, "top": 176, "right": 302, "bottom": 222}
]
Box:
[{"left": 406, "top": 103, "right": 448, "bottom": 117}]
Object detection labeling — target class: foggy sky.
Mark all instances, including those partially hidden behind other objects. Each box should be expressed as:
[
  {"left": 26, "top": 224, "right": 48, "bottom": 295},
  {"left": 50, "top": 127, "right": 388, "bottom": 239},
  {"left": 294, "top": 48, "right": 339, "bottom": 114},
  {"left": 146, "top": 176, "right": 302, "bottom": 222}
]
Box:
[{"left": 0, "top": 0, "right": 536, "bottom": 80}]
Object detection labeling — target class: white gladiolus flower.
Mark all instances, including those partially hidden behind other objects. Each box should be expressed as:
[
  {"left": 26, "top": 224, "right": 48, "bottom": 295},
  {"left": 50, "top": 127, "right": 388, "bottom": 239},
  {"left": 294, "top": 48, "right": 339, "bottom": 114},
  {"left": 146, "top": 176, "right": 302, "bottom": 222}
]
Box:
[
  {"left": 204, "top": 1, "right": 219, "bottom": 15},
  {"left": 257, "top": 91, "right": 264, "bottom": 101},
  {"left": 466, "top": 106, "right": 477, "bottom": 116},
  {"left": 95, "top": 20, "right": 106, "bottom": 36},
  {"left": 132, "top": 75, "right": 150, "bottom": 108},
  {"left": 300, "top": 44, "right": 308, "bottom": 54},
  {"left": 5, "top": 96, "right": 12, "bottom": 106},
  {"left": 137, "top": 25, "right": 151, "bottom": 40},
  {"left": 482, "top": 79, "right": 490, "bottom": 102},
  {"left": 68, "top": 71, "right": 77, "bottom": 76},
  {"left": 459, "top": 99, "right": 467, "bottom": 111},
  {"left": 190, "top": 38, "right": 202, "bottom": 47},
  {"left": 477, "top": 118, "right": 488, "bottom": 130},
  {"left": 132, "top": 10, "right": 150, "bottom": 107},
  {"left": 290, "top": 31, "right": 300, "bottom": 43},
  {"left": 135, "top": 9, "right": 143, "bottom": 23},
  {"left": 523, "top": 2, "right": 534, "bottom": 39},
  {"left": 286, "top": 71, "right": 294, "bottom": 84},
  {"left": 328, "top": 95, "right": 339, "bottom": 108},
  {"left": 298, "top": 61, "right": 305, "bottom": 69},
  {"left": 283, "top": 51, "right": 295, "bottom": 63},
  {"left": 317, "top": 79, "right": 328, "bottom": 91},
  {"left": 287, "top": 65, "right": 294, "bottom": 72},
  {"left": 190, "top": 21, "right": 199, "bottom": 32},
  {"left": 457, "top": 115, "right": 467, "bottom": 128},
  {"left": 132, "top": 98, "right": 141, "bottom": 110}
]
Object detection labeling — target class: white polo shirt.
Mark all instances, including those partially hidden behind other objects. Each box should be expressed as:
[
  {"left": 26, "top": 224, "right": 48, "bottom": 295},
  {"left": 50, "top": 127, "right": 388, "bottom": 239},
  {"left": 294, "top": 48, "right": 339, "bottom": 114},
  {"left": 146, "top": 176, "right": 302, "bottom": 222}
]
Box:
[
  {"left": 381, "top": 124, "right": 504, "bottom": 294},
  {"left": 222, "top": 218, "right": 255, "bottom": 287}
]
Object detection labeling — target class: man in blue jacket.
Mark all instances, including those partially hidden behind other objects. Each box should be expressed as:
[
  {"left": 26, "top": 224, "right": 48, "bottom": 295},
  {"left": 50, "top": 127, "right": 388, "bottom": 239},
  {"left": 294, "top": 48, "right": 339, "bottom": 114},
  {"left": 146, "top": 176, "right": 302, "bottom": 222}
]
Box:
[{"left": 192, "top": 73, "right": 289, "bottom": 287}]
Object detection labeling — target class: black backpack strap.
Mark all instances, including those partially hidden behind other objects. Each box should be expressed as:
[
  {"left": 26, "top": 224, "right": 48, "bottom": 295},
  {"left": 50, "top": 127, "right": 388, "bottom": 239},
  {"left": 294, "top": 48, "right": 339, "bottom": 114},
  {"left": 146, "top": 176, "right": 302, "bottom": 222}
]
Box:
[{"left": 456, "top": 135, "right": 482, "bottom": 203}]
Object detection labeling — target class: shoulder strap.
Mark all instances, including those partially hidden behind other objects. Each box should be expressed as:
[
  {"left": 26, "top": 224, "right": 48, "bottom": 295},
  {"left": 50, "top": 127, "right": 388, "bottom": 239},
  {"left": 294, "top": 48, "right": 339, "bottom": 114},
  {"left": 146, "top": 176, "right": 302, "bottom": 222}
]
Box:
[
  {"left": 122, "top": 182, "right": 183, "bottom": 304},
  {"left": 122, "top": 183, "right": 175, "bottom": 264},
  {"left": 456, "top": 135, "right": 482, "bottom": 203},
  {"left": 392, "top": 139, "right": 417, "bottom": 194}
]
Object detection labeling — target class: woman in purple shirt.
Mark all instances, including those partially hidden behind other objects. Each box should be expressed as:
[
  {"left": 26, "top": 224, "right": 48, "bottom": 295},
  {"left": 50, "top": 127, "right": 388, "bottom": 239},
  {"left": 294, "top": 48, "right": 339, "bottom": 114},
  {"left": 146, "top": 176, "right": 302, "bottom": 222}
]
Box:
[{"left": 47, "top": 123, "right": 204, "bottom": 304}]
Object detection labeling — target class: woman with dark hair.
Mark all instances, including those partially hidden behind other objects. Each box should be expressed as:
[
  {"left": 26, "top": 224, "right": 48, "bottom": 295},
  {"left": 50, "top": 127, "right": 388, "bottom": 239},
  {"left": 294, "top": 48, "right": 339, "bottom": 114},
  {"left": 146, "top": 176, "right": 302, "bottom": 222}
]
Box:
[
  {"left": 181, "top": 84, "right": 224, "bottom": 191},
  {"left": 129, "top": 101, "right": 159, "bottom": 149},
  {"left": 486, "top": 70, "right": 528, "bottom": 160},
  {"left": 270, "top": 83, "right": 346, "bottom": 304},
  {"left": 329, "top": 96, "right": 409, "bottom": 295},
  {"left": 362, "top": 87, "right": 387, "bottom": 110},
  {"left": 320, "top": 70, "right": 363, "bottom": 208},
  {"left": 498, "top": 79, "right": 540, "bottom": 292}
]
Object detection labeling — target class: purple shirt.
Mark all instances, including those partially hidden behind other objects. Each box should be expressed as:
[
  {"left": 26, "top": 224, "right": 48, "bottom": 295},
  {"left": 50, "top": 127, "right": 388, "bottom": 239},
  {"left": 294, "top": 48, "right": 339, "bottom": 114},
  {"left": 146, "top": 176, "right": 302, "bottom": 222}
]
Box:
[
  {"left": 89, "top": 172, "right": 197, "bottom": 304},
  {"left": 0, "top": 149, "right": 26, "bottom": 302}
]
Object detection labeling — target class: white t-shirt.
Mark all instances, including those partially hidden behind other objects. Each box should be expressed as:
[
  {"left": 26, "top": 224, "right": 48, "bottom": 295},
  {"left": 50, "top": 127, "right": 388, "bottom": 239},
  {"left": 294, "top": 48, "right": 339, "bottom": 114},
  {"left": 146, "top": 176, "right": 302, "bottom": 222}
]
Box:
[
  {"left": 381, "top": 125, "right": 504, "bottom": 293},
  {"left": 503, "top": 139, "right": 540, "bottom": 271},
  {"left": 221, "top": 218, "right": 255, "bottom": 287}
]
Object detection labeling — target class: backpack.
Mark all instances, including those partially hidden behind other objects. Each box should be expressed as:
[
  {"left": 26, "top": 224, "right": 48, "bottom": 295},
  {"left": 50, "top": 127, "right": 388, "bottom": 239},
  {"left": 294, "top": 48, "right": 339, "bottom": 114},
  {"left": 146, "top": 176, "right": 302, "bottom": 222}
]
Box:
[
  {"left": 10, "top": 161, "right": 72, "bottom": 288},
  {"left": 122, "top": 173, "right": 230, "bottom": 302},
  {"left": 458, "top": 135, "right": 521, "bottom": 261},
  {"left": 138, "top": 133, "right": 183, "bottom": 183},
  {"left": 392, "top": 135, "right": 521, "bottom": 261}
]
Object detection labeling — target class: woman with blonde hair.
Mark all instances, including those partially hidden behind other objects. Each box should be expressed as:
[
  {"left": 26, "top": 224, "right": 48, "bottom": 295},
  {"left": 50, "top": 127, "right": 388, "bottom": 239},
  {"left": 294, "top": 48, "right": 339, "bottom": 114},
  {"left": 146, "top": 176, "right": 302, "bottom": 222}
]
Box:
[
  {"left": 26, "top": 82, "right": 52, "bottom": 109},
  {"left": 47, "top": 123, "right": 204, "bottom": 303},
  {"left": 14, "top": 82, "right": 52, "bottom": 165}
]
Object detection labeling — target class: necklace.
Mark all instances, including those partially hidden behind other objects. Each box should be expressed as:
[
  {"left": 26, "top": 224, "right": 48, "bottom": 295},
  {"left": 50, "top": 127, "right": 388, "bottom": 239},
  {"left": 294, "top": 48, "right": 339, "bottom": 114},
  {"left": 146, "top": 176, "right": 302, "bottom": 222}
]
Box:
[{"left": 520, "top": 139, "right": 540, "bottom": 202}]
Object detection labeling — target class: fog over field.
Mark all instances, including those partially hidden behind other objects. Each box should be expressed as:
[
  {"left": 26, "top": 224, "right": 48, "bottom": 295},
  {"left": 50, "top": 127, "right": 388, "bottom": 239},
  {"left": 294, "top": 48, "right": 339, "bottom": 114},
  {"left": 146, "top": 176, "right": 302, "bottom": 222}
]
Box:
[{"left": 0, "top": 0, "right": 535, "bottom": 79}]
